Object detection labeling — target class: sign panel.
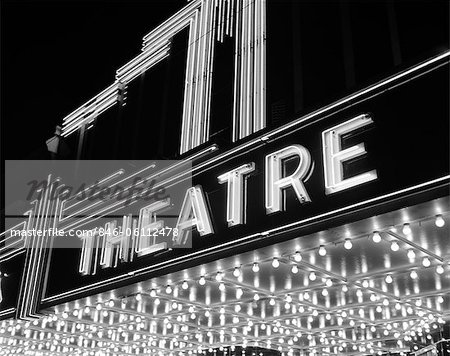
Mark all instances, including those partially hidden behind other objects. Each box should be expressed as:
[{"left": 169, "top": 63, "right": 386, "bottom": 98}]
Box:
[{"left": 38, "top": 62, "right": 449, "bottom": 305}]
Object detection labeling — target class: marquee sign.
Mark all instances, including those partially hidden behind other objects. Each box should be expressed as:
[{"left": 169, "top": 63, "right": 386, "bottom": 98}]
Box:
[{"left": 1, "top": 0, "right": 449, "bottom": 319}]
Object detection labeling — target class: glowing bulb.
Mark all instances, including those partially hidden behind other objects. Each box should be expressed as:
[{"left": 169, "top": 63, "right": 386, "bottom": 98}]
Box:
[
  {"left": 182, "top": 281, "right": 189, "bottom": 290},
  {"left": 344, "top": 239, "right": 352, "bottom": 250},
  {"left": 318, "top": 245, "right": 327, "bottom": 256},
  {"left": 435, "top": 215, "right": 445, "bottom": 228},
  {"left": 199, "top": 276, "right": 206, "bottom": 285},
  {"left": 325, "top": 279, "right": 333, "bottom": 287},
  {"left": 372, "top": 231, "right": 381, "bottom": 243},
  {"left": 272, "top": 258, "right": 280, "bottom": 268},
  {"left": 236, "top": 288, "right": 243, "bottom": 299},
  {"left": 233, "top": 267, "right": 241, "bottom": 277},
  {"left": 391, "top": 241, "right": 400, "bottom": 252},
  {"left": 436, "top": 265, "right": 444, "bottom": 274},
  {"left": 215, "top": 272, "right": 223, "bottom": 282},
  {"left": 422, "top": 257, "right": 431, "bottom": 267},
  {"left": 253, "top": 293, "right": 260, "bottom": 301},
  {"left": 402, "top": 223, "right": 411, "bottom": 235},
  {"left": 309, "top": 272, "right": 317, "bottom": 281},
  {"left": 342, "top": 285, "right": 348, "bottom": 292},
  {"left": 382, "top": 299, "right": 389, "bottom": 306},
  {"left": 291, "top": 265, "right": 299, "bottom": 274},
  {"left": 286, "top": 294, "right": 292, "bottom": 303},
  {"left": 407, "top": 249, "right": 416, "bottom": 259},
  {"left": 150, "top": 289, "right": 157, "bottom": 298},
  {"left": 294, "top": 251, "right": 302, "bottom": 262},
  {"left": 410, "top": 270, "right": 418, "bottom": 279},
  {"left": 437, "top": 296, "right": 444, "bottom": 304},
  {"left": 321, "top": 289, "right": 328, "bottom": 296},
  {"left": 252, "top": 262, "right": 260, "bottom": 273},
  {"left": 385, "top": 275, "right": 393, "bottom": 284},
  {"left": 269, "top": 297, "right": 276, "bottom": 306},
  {"left": 219, "top": 282, "right": 225, "bottom": 291}
]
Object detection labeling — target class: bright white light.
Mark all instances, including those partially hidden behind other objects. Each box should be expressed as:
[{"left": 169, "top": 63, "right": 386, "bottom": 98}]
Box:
[
  {"left": 253, "top": 293, "right": 260, "bottom": 301},
  {"left": 422, "top": 257, "right": 431, "bottom": 267},
  {"left": 436, "top": 265, "right": 445, "bottom": 274},
  {"left": 407, "top": 249, "right": 416, "bottom": 259},
  {"left": 150, "top": 289, "right": 157, "bottom": 298},
  {"left": 294, "top": 251, "right": 302, "bottom": 262},
  {"left": 402, "top": 223, "right": 412, "bottom": 235},
  {"left": 233, "top": 267, "right": 241, "bottom": 278},
  {"left": 216, "top": 272, "right": 223, "bottom": 282},
  {"left": 291, "top": 265, "right": 299, "bottom": 274},
  {"left": 344, "top": 239, "right": 353, "bottom": 250},
  {"left": 309, "top": 272, "right": 317, "bottom": 281},
  {"left": 236, "top": 288, "right": 243, "bottom": 299},
  {"left": 199, "top": 276, "right": 206, "bottom": 286},
  {"left": 410, "top": 270, "right": 418, "bottom": 279},
  {"left": 326, "top": 279, "right": 333, "bottom": 287},
  {"left": 435, "top": 215, "right": 445, "bottom": 227},
  {"left": 269, "top": 297, "right": 276, "bottom": 306},
  {"left": 182, "top": 281, "right": 189, "bottom": 290},
  {"left": 219, "top": 283, "right": 225, "bottom": 291},
  {"left": 272, "top": 258, "right": 280, "bottom": 268},
  {"left": 321, "top": 289, "right": 329, "bottom": 297},
  {"left": 252, "top": 262, "right": 260, "bottom": 273},
  {"left": 385, "top": 275, "right": 393, "bottom": 284},
  {"left": 342, "top": 285, "right": 348, "bottom": 292},
  {"left": 318, "top": 245, "right": 327, "bottom": 256},
  {"left": 372, "top": 231, "right": 381, "bottom": 243},
  {"left": 391, "top": 241, "right": 400, "bottom": 252}
]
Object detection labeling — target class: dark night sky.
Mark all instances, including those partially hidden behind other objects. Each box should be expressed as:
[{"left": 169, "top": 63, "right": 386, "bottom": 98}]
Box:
[{"left": 1, "top": 0, "right": 187, "bottom": 159}]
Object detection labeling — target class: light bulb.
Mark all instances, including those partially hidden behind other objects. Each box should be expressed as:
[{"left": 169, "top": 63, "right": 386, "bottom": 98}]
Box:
[
  {"left": 436, "top": 265, "right": 444, "bottom": 274},
  {"left": 372, "top": 231, "right": 381, "bottom": 243},
  {"left": 294, "top": 251, "right": 302, "bottom": 262},
  {"left": 318, "top": 245, "right": 327, "bottom": 256},
  {"left": 182, "top": 281, "right": 189, "bottom": 290},
  {"left": 344, "top": 239, "right": 353, "bottom": 250},
  {"left": 309, "top": 272, "right": 317, "bottom": 281},
  {"left": 269, "top": 297, "right": 276, "bottom": 306},
  {"left": 402, "top": 223, "right": 412, "bottom": 235},
  {"left": 199, "top": 276, "right": 206, "bottom": 285},
  {"left": 385, "top": 275, "right": 393, "bottom": 284},
  {"left": 272, "top": 258, "right": 280, "bottom": 268},
  {"left": 410, "top": 270, "right": 418, "bottom": 279},
  {"left": 435, "top": 215, "right": 445, "bottom": 228},
  {"left": 291, "top": 265, "right": 299, "bottom": 274},
  {"left": 219, "top": 282, "right": 225, "bottom": 291},
  {"left": 342, "top": 285, "right": 348, "bottom": 292},
  {"left": 322, "top": 289, "right": 328, "bottom": 297},
  {"left": 422, "top": 257, "right": 431, "bottom": 267},
  {"left": 233, "top": 267, "right": 241, "bottom": 277},
  {"left": 253, "top": 293, "right": 260, "bottom": 301},
  {"left": 325, "top": 278, "right": 333, "bottom": 287},
  {"left": 407, "top": 249, "right": 416, "bottom": 259},
  {"left": 165, "top": 285, "right": 172, "bottom": 294},
  {"left": 391, "top": 241, "right": 400, "bottom": 252},
  {"left": 150, "top": 289, "right": 157, "bottom": 297},
  {"left": 236, "top": 288, "right": 243, "bottom": 299},
  {"left": 252, "top": 262, "right": 260, "bottom": 273},
  {"left": 215, "top": 271, "right": 223, "bottom": 282},
  {"left": 286, "top": 294, "right": 292, "bottom": 303}
]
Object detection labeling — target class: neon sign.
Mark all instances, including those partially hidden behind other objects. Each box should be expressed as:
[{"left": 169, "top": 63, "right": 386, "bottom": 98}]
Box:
[{"left": 78, "top": 114, "right": 377, "bottom": 275}]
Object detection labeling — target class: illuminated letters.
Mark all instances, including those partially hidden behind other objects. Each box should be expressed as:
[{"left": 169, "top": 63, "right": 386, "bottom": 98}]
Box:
[
  {"left": 135, "top": 199, "right": 171, "bottom": 257},
  {"left": 322, "top": 114, "right": 377, "bottom": 195},
  {"left": 100, "top": 216, "right": 133, "bottom": 269},
  {"left": 265, "top": 145, "right": 313, "bottom": 214},
  {"left": 218, "top": 163, "right": 255, "bottom": 226},
  {"left": 79, "top": 230, "right": 99, "bottom": 276},
  {"left": 175, "top": 186, "right": 214, "bottom": 245}
]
